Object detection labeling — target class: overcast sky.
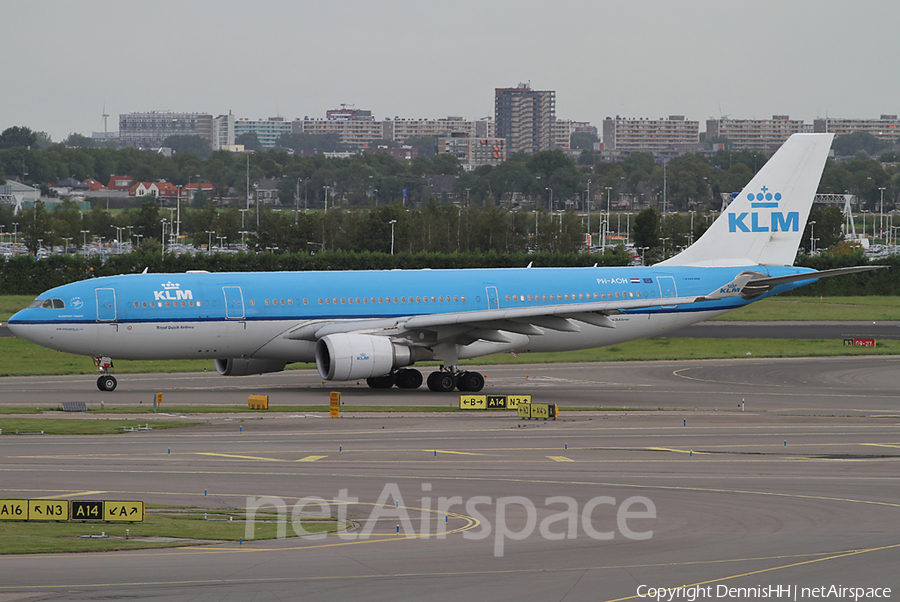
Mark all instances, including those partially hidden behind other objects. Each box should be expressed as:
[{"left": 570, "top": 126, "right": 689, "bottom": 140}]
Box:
[{"left": 4, "top": 0, "right": 898, "bottom": 142}]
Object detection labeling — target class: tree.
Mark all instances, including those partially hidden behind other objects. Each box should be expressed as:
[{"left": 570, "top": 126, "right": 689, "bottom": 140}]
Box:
[
  {"left": 162, "top": 135, "right": 212, "bottom": 159},
  {"left": 403, "top": 136, "right": 436, "bottom": 158},
  {"left": 633, "top": 207, "right": 660, "bottom": 250},
  {"left": 832, "top": 132, "right": 890, "bottom": 157},
  {"left": 34, "top": 131, "right": 53, "bottom": 150},
  {"left": 570, "top": 132, "right": 598, "bottom": 150},
  {"left": 62, "top": 133, "right": 96, "bottom": 148},
  {"left": 0, "top": 126, "right": 38, "bottom": 149},
  {"left": 235, "top": 132, "right": 262, "bottom": 152}
]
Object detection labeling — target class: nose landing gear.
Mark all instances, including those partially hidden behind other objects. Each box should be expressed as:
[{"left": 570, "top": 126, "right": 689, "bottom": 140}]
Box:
[{"left": 93, "top": 356, "right": 117, "bottom": 391}]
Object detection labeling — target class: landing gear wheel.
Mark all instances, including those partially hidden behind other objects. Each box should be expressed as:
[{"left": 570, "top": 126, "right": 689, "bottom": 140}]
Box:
[
  {"left": 456, "top": 371, "right": 484, "bottom": 392},
  {"left": 395, "top": 368, "right": 423, "bottom": 389},
  {"left": 366, "top": 374, "right": 396, "bottom": 389},
  {"left": 97, "top": 375, "right": 117, "bottom": 392},
  {"left": 427, "top": 371, "right": 457, "bottom": 392}
]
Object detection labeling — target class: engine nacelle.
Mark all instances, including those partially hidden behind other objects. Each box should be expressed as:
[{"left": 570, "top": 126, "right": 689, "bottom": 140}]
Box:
[
  {"left": 215, "top": 358, "right": 287, "bottom": 376},
  {"left": 315, "top": 333, "right": 418, "bottom": 381}
]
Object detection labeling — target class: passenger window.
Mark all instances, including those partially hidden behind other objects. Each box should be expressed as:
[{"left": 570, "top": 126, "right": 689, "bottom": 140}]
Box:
[
  {"left": 142, "top": 301, "right": 147, "bottom": 308},
  {"left": 416, "top": 296, "right": 421, "bottom": 303},
  {"left": 461, "top": 296, "right": 466, "bottom": 302},
  {"left": 181, "top": 301, "right": 186, "bottom": 307},
  {"left": 454, "top": 296, "right": 459, "bottom": 302},
  {"left": 393, "top": 297, "right": 398, "bottom": 303},
  {"left": 165, "top": 301, "right": 171, "bottom": 307},
  {"left": 197, "top": 301, "right": 202, "bottom": 307},
  {"left": 288, "top": 299, "right": 293, "bottom": 305},
  {"left": 636, "top": 291, "right": 641, "bottom": 298},
  {"left": 629, "top": 291, "right": 634, "bottom": 298},
  {"left": 318, "top": 299, "right": 323, "bottom": 304},
  {"left": 134, "top": 302, "right": 139, "bottom": 308},
  {"left": 348, "top": 298, "right": 354, "bottom": 304},
  {"left": 265, "top": 299, "right": 270, "bottom": 306},
  {"left": 363, "top": 297, "right": 368, "bottom": 304},
  {"left": 150, "top": 301, "right": 155, "bottom": 307},
  {"left": 379, "top": 297, "right": 384, "bottom": 303},
  {"left": 505, "top": 295, "right": 511, "bottom": 302},
  {"left": 325, "top": 298, "right": 331, "bottom": 304},
  {"left": 304, "top": 299, "right": 308, "bottom": 305},
  {"left": 189, "top": 301, "right": 194, "bottom": 307}
]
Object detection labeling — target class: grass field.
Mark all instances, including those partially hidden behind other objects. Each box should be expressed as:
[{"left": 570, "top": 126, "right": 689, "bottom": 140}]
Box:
[
  {"left": 0, "top": 507, "right": 340, "bottom": 555},
  {"left": 0, "top": 418, "right": 200, "bottom": 435},
  {"left": 712, "top": 296, "right": 900, "bottom": 321}
]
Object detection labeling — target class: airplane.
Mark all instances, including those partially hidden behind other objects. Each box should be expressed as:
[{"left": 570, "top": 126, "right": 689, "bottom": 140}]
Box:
[{"left": 7, "top": 133, "right": 881, "bottom": 393}]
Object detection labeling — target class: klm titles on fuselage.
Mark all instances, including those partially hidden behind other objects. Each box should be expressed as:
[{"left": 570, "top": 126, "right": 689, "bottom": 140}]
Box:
[
  {"left": 153, "top": 281, "right": 194, "bottom": 302},
  {"left": 728, "top": 187, "right": 799, "bottom": 233}
]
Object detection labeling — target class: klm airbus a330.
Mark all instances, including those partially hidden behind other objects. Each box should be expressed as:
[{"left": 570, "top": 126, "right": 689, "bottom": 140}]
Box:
[{"left": 9, "top": 134, "right": 877, "bottom": 393}]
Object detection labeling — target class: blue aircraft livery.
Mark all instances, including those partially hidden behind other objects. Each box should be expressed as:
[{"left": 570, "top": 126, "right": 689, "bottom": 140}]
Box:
[{"left": 7, "top": 134, "right": 880, "bottom": 393}]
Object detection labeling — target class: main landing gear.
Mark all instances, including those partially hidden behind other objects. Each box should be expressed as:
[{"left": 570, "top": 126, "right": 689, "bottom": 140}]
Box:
[
  {"left": 93, "top": 356, "right": 117, "bottom": 391},
  {"left": 365, "top": 368, "right": 485, "bottom": 392}
]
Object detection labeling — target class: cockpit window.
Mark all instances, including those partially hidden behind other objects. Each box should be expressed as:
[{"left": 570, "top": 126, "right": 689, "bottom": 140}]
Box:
[{"left": 32, "top": 298, "right": 65, "bottom": 309}]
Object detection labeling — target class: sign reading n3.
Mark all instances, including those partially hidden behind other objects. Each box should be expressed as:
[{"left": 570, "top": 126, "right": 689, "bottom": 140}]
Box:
[
  {"left": 153, "top": 281, "right": 193, "bottom": 302},
  {"left": 728, "top": 186, "right": 799, "bottom": 233}
]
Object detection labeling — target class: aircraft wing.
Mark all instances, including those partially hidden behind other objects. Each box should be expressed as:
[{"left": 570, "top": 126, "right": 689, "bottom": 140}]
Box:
[{"left": 284, "top": 294, "right": 710, "bottom": 345}]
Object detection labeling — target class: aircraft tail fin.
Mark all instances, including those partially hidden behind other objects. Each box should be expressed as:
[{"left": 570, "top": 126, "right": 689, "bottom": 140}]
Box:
[{"left": 660, "top": 133, "right": 834, "bottom": 267}]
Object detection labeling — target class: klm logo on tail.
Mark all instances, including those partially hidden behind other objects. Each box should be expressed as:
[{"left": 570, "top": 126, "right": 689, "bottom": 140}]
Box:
[{"left": 728, "top": 186, "right": 799, "bottom": 233}]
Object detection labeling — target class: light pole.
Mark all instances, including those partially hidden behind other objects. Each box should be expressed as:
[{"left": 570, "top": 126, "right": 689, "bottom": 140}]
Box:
[
  {"left": 239, "top": 208, "right": 249, "bottom": 230},
  {"left": 586, "top": 178, "right": 591, "bottom": 246},
  {"left": 161, "top": 219, "right": 167, "bottom": 257},
  {"left": 80, "top": 229, "right": 90, "bottom": 249},
  {"left": 62, "top": 237, "right": 71, "bottom": 254},
  {"left": 389, "top": 219, "right": 397, "bottom": 255},
  {"left": 661, "top": 237, "right": 670, "bottom": 259},
  {"left": 878, "top": 187, "right": 886, "bottom": 241},
  {"left": 809, "top": 221, "right": 816, "bottom": 254},
  {"left": 206, "top": 231, "right": 215, "bottom": 254}
]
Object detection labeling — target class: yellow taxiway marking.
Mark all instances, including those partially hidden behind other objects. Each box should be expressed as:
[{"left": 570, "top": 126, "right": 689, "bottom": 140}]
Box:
[
  {"left": 296, "top": 455, "right": 327, "bottom": 462},
  {"left": 645, "top": 447, "right": 701, "bottom": 455},
  {"left": 547, "top": 456, "right": 574, "bottom": 462},
  {"left": 424, "top": 450, "right": 484, "bottom": 456},
  {"left": 862, "top": 443, "right": 900, "bottom": 450},
  {"left": 195, "top": 453, "right": 284, "bottom": 462},
  {"left": 34, "top": 490, "right": 107, "bottom": 500}
]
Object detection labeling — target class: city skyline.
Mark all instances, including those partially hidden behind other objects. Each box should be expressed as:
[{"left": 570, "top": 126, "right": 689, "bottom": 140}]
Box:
[{"left": 3, "top": 0, "right": 899, "bottom": 143}]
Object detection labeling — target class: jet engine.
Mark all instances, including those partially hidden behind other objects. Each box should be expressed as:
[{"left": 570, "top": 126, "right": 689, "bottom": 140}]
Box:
[
  {"left": 215, "top": 358, "right": 287, "bottom": 376},
  {"left": 315, "top": 333, "right": 422, "bottom": 381}
]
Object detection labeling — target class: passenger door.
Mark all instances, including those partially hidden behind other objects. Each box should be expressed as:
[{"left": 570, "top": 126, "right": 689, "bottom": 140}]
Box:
[
  {"left": 96, "top": 288, "right": 116, "bottom": 321},
  {"left": 223, "top": 286, "right": 245, "bottom": 319}
]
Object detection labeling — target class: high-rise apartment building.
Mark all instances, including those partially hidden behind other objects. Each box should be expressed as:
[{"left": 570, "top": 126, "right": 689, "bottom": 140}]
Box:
[
  {"left": 234, "top": 117, "right": 292, "bottom": 148},
  {"left": 294, "top": 110, "right": 384, "bottom": 148},
  {"left": 494, "top": 84, "right": 556, "bottom": 154},
  {"left": 706, "top": 116, "right": 806, "bottom": 150},
  {"left": 212, "top": 113, "right": 235, "bottom": 151},
  {"left": 385, "top": 117, "right": 494, "bottom": 142},
  {"left": 813, "top": 115, "right": 900, "bottom": 141},
  {"left": 602, "top": 116, "right": 699, "bottom": 153},
  {"left": 437, "top": 133, "right": 506, "bottom": 171},
  {"left": 118, "top": 111, "right": 213, "bottom": 148}
]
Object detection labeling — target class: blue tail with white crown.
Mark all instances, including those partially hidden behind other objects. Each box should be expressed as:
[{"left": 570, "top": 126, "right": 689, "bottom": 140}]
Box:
[{"left": 661, "top": 133, "right": 834, "bottom": 267}]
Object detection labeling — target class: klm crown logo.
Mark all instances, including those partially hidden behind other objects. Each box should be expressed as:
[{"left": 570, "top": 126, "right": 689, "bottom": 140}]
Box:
[
  {"left": 748, "top": 185, "right": 781, "bottom": 207},
  {"left": 729, "top": 185, "right": 799, "bottom": 233}
]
